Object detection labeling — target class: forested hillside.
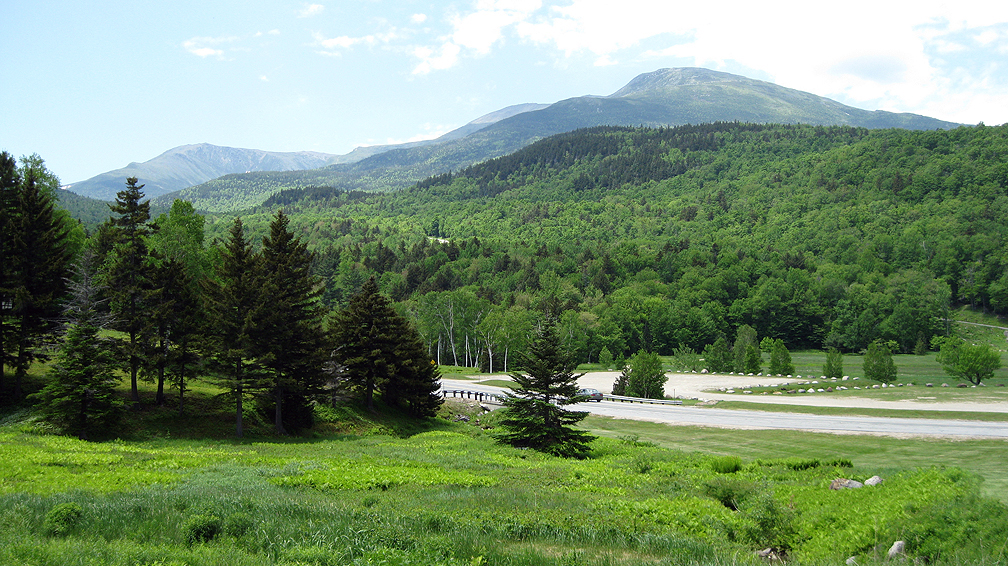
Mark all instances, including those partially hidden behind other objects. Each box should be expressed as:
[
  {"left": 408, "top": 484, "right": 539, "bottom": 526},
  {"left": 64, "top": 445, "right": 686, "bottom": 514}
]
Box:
[{"left": 207, "top": 122, "right": 1008, "bottom": 367}]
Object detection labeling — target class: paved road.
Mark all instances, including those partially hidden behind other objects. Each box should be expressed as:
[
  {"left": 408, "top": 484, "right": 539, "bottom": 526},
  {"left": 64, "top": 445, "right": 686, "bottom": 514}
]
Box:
[{"left": 440, "top": 379, "right": 1008, "bottom": 439}]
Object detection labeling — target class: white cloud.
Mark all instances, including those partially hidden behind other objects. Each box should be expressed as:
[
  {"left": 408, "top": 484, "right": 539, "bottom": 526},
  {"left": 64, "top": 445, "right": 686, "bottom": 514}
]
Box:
[
  {"left": 183, "top": 36, "right": 237, "bottom": 59},
  {"left": 411, "top": 13, "right": 427, "bottom": 24},
  {"left": 260, "top": 75, "right": 269, "bottom": 81},
  {"left": 412, "top": 42, "right": 461, "bottom": 75},
  {"left": 299, "top": 4, "right": 324, "bottom": 18}
]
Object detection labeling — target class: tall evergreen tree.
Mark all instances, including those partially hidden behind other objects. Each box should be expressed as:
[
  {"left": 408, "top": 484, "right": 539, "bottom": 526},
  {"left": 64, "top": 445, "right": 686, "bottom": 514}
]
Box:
[
  {"left": 0, "top": 151, "right": 21, "bottom": 391},
  {"left": 204, "top": 217, "right": 261, "bottom": 438},
  {"left": 497, "top": 317, "right": 594, "bottom": 458},
  {"left": 863, "top": 340, "right": 897, "bottom": 383},
  {"left": 733, "top": 324, "right": 758, "bottom": 373},
  {"left": 107, "top": 177, "right": 153, "bottom": 403},
  {"left": 9, "top": 158, "right": 73, "bottom": 399},
  {"left": 31, "top": 251, "right": 122, "bottom": 439},
  {"left": 334, "top": 277, "right": 398, "bottom": 411},
  {"left": 334, "top": 277, "right": 443, "bottom": 416},
  {"left": 254, "top": 211, "right": 325, "bottom": 434}
]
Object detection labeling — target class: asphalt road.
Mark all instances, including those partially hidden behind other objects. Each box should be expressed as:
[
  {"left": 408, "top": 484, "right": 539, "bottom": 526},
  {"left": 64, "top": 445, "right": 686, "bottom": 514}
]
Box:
[{"left": 440, "top": 379, "right": 1008, "bottom": 439}]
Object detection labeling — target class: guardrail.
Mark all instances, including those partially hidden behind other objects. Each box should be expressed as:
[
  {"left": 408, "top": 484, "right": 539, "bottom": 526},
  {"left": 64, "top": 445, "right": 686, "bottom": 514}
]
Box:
[
  {"left": 441, "top": 389, "right": 683, "bottom": 406},
  {"left": 604, "top": 394, "right": 683, "bottom": 405}
]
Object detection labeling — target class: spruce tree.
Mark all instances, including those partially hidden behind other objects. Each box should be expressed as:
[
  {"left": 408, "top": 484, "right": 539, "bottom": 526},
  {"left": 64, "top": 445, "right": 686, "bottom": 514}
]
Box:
[
  {"left": 702, "top": 336, "right": 733, "bottom": 373},
  {"left": 333, "top": 277, "right": 407, "bottom": 412},
  {"left": 9, "top": 158, "right": 73, "bottom": 399},
  {"left": 254, "top": 211, "right": 325, "bottom": 434},
  {"left": 497, "top": 317, "right": 594, "bottom": 458},
  {"left": 204, "top": 217, "right": 261, "bottom": 438},
  {"left": 31, "top": 252, "right": 122, "bottom": 439},
  {"left": 0, "top": 151, "right": 18, "bottom": 390},
  {"left": 107, "top": 177, "right": 153, "bottom": 403}
]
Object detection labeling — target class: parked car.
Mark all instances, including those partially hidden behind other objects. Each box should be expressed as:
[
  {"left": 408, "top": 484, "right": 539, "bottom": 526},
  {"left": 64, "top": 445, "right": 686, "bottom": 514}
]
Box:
[{"left": 578, "top": 388, "right": 603, "bottom": 402}]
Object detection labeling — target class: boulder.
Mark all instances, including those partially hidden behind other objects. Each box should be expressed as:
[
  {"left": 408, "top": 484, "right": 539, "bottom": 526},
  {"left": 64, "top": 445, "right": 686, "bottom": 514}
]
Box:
[
  {"left": 941, "top": 383, "right": 949, "bottom": 387},
  {"left": 887, "top": 540, "right": 906, "bottom": 559},
  {"left": 865, "top": 475, "right": 883, "bottom": 486},
  {"left": 957, "top": 383, "right": 969, "bottom": 388},
  {"left": 830, "top": 478, "right": 864, "bottom": 490},
  {"left": 925, "top": 383, "right": 933, "bottom": 387},
  {"left": 846, "top": 557, "right": 858, "bottom": 566}
]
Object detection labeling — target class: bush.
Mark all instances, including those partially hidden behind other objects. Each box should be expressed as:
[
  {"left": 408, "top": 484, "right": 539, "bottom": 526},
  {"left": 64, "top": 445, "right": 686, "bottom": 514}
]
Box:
[
  {"left": 738, "top": 490, "right": 797, "bottom": 552},
  {"left": 863, "top": 340, "right": 897, "bottom": 383},
  {"left": 43, "top": 502, "right": 83, "bottom": 536},
  {"left": 823, "top": 348, "right": 843, "bottom": 379},
  {"left": 710, "top": 455, "right": 743, "bottom": 474},
  {"left": 704, "top": 477, "right": 755, "bottom": 510},
  {"left": 184, "top": 514, "right": 222, "bottom": 545}
]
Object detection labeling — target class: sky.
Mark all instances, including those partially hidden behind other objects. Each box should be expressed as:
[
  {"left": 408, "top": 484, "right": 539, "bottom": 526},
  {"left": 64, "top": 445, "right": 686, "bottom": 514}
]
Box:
[{"left": 3, "top": 1, "right": 1008, "bottom": 184}]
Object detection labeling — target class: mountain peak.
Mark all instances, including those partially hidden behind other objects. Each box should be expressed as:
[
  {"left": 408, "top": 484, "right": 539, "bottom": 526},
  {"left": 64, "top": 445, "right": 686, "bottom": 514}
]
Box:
[{"left": 609, "top": 68, "right": 747, "bottom": 98}]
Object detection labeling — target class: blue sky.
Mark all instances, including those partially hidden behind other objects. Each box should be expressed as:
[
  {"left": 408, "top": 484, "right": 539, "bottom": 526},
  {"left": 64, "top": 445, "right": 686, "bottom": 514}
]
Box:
[{"left": 3, "top": 1, "right": 1007, "bottom": 184}]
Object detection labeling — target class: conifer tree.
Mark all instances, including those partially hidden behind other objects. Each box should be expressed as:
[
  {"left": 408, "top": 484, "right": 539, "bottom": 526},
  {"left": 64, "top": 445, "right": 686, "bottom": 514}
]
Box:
[
  {"left": 31, "top": 252, "right": 122, "bottom": 439},
  {"left": 333, "top": 277, "right": 395, "bottom": 411},
  {"left": 107, "top": 177, "right": 153, "bottom": 403},
  {"left": 204, "top": 217, "right": 261, "bottom": 438},
  {"left": 497, "top": 317, "right": 594, "bottom": 458},
  {"left": 254, "top": 211, "right": 325, "bottom": 434},
  {"left": 0, "top": 152, "right": 18, "bottom": 389},
  {"left": 9, "top": 157, "right": 73, "bottom": 399},
  {"left": 702, "top": 336, "right": 733, "bottom": 373}
]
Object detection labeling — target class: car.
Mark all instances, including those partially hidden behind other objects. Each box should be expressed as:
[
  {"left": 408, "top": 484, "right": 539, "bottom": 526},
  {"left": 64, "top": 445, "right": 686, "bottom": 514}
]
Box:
[{"left": 578, "top": 388, "right": 603, "bottom": 402}]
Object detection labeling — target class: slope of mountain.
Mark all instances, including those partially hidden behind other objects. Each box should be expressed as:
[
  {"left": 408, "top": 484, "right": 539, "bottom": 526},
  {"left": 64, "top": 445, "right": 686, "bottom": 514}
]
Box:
[
  {"left": 64, "top": 144, "right": 338, "bottom": 201},
  {"left": 163, "top": 67, "right": 963, "bottom": 213},
  {"left": 325, "top": 103, "right": 550, "bottom": 166}
]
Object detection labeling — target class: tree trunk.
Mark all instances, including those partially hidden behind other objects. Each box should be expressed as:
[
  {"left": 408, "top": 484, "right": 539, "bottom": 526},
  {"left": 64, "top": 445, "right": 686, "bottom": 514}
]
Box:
[
  {"left": 274, "top": 383, "right": 286, "bottom": 435},
  {"left": 129, "top": 330, "right": 139, "bottom": 403},
  {"left": 236, "top": 380, "right": 243, "bottom": 439}
]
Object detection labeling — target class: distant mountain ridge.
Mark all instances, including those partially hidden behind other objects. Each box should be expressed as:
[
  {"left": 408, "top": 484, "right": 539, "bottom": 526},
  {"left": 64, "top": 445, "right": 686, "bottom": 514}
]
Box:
[
  {"left": 164, "top": 67, "right": 960, "bottom": 213},
  {"left": 64, "top": 144, "right": 339, "bottom": 200}
]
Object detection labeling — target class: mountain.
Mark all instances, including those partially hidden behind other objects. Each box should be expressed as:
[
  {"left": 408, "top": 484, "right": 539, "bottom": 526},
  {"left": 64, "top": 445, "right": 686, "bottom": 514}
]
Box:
[
  {"left": 64, "top": 144, "right": 339, "bottom": 201},
  {"left": 164, "top": 67, "right": 962, "bottom": 213}
]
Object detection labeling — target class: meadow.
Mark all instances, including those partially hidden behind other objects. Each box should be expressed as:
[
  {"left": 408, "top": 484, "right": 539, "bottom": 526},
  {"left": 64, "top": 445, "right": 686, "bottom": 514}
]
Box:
[{"left": 2, "top": 387, "right": 1008, "bottom": 566}]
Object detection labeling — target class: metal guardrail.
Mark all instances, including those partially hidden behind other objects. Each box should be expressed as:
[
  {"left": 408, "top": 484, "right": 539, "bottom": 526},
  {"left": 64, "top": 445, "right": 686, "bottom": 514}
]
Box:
[
  {"left": 604, "top": 394, "right": 683, "bottom": 405},
  {"left": 441, "top": 389, "right": 683, "bottom": 406}
]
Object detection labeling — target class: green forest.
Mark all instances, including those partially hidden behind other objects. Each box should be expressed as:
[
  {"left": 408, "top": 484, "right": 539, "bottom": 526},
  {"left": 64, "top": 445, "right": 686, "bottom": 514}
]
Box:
[{"left": 185, "top": 122, "right": 1008, "bottom": 371}]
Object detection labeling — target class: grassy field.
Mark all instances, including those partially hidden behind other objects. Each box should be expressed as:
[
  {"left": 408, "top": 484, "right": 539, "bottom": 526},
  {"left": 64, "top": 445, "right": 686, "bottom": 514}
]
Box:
[{"left": 2, "top": 333, "right": 1008, "bottom": 566}]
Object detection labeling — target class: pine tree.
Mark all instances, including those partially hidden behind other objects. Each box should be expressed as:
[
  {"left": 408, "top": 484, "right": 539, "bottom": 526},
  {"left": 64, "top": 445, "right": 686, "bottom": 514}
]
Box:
[
  {"left": 31, "top": 252, "right": 122, "bottom": 439},
  {"left": 733, "top": 324, "right": 757, "bottom": 373},
  {"left": 497, "top": 317, "right": 594, "bottom": 458},
  {"left": 333, "top": 277, "right": 396, "bottom": 411},
  {"left": 107, "top": 177, "right": 153, "bottom": 403},
  {"left": 9, "top": 158, "right": 73, "bottom": 399},
  {"left": 204, "top": 217, "right": 261, "bottom": 438},
  {"left": 0, "top": 152, "right": 19, "bottom": 390},
  {"left": 254, "top": 211, "right": 325, "bottom": 434}
]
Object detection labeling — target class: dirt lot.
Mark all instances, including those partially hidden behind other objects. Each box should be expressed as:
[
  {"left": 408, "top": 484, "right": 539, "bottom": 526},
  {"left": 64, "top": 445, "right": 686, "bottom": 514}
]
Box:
[{"left": 576, "top": 371, "right": 1008, "bottom": 413}]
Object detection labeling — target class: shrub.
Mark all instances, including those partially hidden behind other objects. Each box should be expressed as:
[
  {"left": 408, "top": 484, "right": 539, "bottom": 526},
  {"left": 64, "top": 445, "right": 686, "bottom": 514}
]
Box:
[
  {"left": 43, "top": 502, "right": 83, "bottom": 536},
  {"left": 823, "top": 348, "right": 843, "bottom": 379},
  {"left": 864, "top": 340, "right": 897, "bottom": 383},
  {"left": 704, "top": 477, "right": 755, "bottom": 510},
  {"left": 598, "top": 346, "right": 613, "bottom": 369},
  {"left": 710, "top": 455, "right": 743, "bottom": 474},
  {"left": 184, "top": 514, "right": 221, "bottom": 545},
  {"left": 738, "top": 490, "right": 797, "bottom": 552}
]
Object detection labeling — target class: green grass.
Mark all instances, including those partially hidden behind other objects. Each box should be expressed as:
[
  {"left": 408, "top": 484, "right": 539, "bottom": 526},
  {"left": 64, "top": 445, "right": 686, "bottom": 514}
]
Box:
[{"left": 4, "top": 362, "right": 1008, "bottom": 565}]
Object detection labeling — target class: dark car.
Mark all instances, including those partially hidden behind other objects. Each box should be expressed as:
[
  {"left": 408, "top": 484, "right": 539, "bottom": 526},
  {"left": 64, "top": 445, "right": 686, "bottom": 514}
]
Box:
[{"left": 578, "top": 388, "right": 603, "bottom": 402}]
